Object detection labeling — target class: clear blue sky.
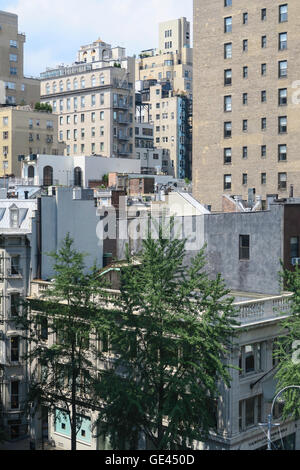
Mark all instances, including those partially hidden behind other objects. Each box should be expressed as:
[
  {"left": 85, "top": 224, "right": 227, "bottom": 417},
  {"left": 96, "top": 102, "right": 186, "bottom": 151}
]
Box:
[{"left": 0, "top": 0, "right": 193, "bottom": 77}]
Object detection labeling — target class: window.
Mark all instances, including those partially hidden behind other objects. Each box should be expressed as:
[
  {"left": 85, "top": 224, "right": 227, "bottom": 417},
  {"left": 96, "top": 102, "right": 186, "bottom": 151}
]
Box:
[
  {"left": 239, "top": 343, "right": 263, "bottom": 375},
  {"left": 224, "top": 69, "right": 232, "bottom": 86},
  {"left": 242, "top": 93, "right": 248, "bottom": 105},
  {"left": 279, "top": 4, "right": 288, "bottom": 23},
  {"left": 11, "top": 337, "right": 19, "bottom": 362},
  {"left": 279, "top": 60, "right": 287, "bottom": 78},
  {"left": 11, "top": 381, "right": 20, "bottom": 410},
  {"left": 224, "top": 95, "right": 232, "bottom": 112},
  {"left": 261, "top": 173, "right": 266, "bottom": 185},
  {"left": 242, "top": 146, "right": 248, "bottom": 159},
  {"left": 224, "top": 121, "right": 232, "bottom": 138},
  {"left": 242, "top": 173, "right": 248, "bottom": 185},
  {"left": 81, "top": 114, "right": 85, "bottom": 123},
  {"left": 11, "top": 255, "right": 20, "bottom": 275},
  {"left": 243, "top": 66, "right": 248, "bottom": 78},
  {"left": 224, "top": 17, "right": 232, "bottom": 33},
  {"left": 242, "top": 120, "right": 248, "bottom": 132},
  {"left": 261, "top": 117, "right": 267, "bottom": 130},
  {"left": 278, "top": 172, "right": 287, "bottom": 190},
  {"left": 279, "top": 32, "right": 287, "bottom": 50},
  {"left": 243, "top": 13, "right": 248, "bottom": 25},
  {"left": 261, "top": 63, "right": 267, "bottom": 76},
  {"left": 81, "top": 96, "right": 85, "bottom": 108},
  {"left": 66, "top": 80, "right": 71, "bottom": 91},
  {"left": 74, "top": 167, "right": 82, "bottom": 187},
  {"left": 278, "top": 116, "right": 287, "bottom": 133},
  {"left": 224, "top": 0, "right": 232, "bottom": 6},
  {"left": 261, "top": 90, "right": 267, "bottom": 102},
  {"left": 261, "top": 145, "right": 267, "bottom": 158},
  {"left": 10, "top": 40, "right": 18, "bottom": 48},
  {"left": 81, "top": 77, "right": 85, "bottom": 89},
  {"left": 239, "top": 396, "right": 263, "bottom": 431},
  {"left": 224, "top": 43, "right": 232, "bottom": 59},
  {"left": 278, "top": 88, "right": 287, "bottom": 106},
  {"left": 11, "top": 293, "right": 20, "bottom": 317},
  {"left": 239, "top": 235, "right": 250, "bottom": 260},
  {"left": 224, "top": 174, "right": 232, "bottom": 190},
  {"left": 278, "top": 144, "right": 287, "bottom": 161},
  {"left": 243, "top": 39, "right": 248, "bottom": 52},
  {"left": 261, "top": 8, "right": 267, "bottom": 21},
  {"left": 43, "top": 166, "right": 53, "bottom": 187},
  {"left": 224, "top": 148, "right": 232, "bottom": 164},
  {"left": 261, "top": 35, "right": 267, "bottom": 48},
  {"left": 290, "top": 237, "right": 299, "bottom": 260},
  {"left": 100, "top": 111, "right": 104, "bottom": 121},
  {"left": 9, "top": 54, "right": 17, "bottom": 62}
]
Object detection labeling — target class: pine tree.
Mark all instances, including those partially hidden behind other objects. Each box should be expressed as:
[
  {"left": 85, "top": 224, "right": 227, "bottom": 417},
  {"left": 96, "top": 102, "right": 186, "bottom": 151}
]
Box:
[
  {"left": 96, "top": 220, "right": 239, "bottom": 450},
  {"left": 18, "top": 234, "right": 107, "bottom": 451},
  {"left": 274, "top": 265, "right": 300, "bottom": 419}
]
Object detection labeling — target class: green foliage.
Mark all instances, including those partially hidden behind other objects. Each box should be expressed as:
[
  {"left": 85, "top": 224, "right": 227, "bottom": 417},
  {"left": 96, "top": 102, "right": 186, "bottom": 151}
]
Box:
[
  {"left": 102, "top": 174, "right": 109, "bottom": 187},
  {"left": 96, "top": 219, "right": 238, "bottom": 450},
  {"left": 17, "top": 234, "right": 108, "bottom": 450},
  {"left": 274, "top": 265, "right": 300, "bottom": 420},
  {"left": 34, "top": 102, "right": 52, "bottom": 113}
]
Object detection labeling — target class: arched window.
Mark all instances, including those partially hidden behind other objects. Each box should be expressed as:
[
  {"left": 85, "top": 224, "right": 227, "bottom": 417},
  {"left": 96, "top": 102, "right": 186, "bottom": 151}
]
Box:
[
  {"left": 28, "top": 166, "right": 35, "bottom": 179},
  {"left": 52, "top": 82, "right": 57, "bottom": 93},
  {"left": 91, "top": 75, "right": 96, "bottom": 87},
  {"left": 100, "top": 74, "right": 105, "bottom": 85},
  {"left": 81, "top": 77, "right": 85, "bottom": 89},
  {"left": 74, "top": 78, "right": 78, "bottom": 90},
  {"left": 59, "top": 81, "right": 63, "bottom": 92},
  {"left": 67, "top": 79, "right": 71, "bottom": 91},
  {"left": 74, "top": 167, "right": 82, "bottom": 187},
  {"left": 43, "top": 166, "right": 53, "bottom": 187},
  {"left": 46, "top": 83, "right": 50, "bottom": 94}
]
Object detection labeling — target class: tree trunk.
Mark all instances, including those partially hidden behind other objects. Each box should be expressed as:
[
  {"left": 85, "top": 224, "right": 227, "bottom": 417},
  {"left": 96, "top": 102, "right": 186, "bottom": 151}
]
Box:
[{"left": 71, "top": 343, "right": 77, "bottom": 451}]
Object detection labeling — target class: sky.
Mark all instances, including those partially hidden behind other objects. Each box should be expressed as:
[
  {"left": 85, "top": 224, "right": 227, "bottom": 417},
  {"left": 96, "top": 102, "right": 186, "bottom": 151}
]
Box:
[{"left": 0, "top": 0, "right": 193, "bottom": 77}]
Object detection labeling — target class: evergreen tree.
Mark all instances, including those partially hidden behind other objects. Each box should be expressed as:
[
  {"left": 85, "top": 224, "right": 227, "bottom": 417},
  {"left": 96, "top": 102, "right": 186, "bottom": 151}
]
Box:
[
  {"left": 274, "top": 265, "right": 300, "bottom": 419},
  {"left": 96, "top": 220, "right": 239, "bottom": 450},
  {"left": 18, "top": 234, "right": 107, "bottom": 451}
]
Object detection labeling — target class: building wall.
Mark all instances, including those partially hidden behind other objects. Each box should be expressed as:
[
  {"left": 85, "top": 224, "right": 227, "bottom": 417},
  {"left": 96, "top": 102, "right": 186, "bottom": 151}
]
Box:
[
  {"left": 0, "top": 107, "right": 63, "bottom": 177},
  {"left": 193, "top": 0, "right": 300, "bottom": 211},
  {"left": 40, "top": 57, "right": 136, "bottom": 159},
  {"left": 0, "top": 10, "right": 40, "bottom": 106}
]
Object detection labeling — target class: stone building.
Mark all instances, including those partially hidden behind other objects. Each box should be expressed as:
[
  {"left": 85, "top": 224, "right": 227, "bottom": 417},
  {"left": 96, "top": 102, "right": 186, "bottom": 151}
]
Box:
[
  {"left": 40, "top": 40, "right": 136, "bottom": 160},
  {"left": 193, "top": 0, "right": 300, "bottom": 211},
  {"left": 0, "top": 10, "right": 40, "bottom": 107}
]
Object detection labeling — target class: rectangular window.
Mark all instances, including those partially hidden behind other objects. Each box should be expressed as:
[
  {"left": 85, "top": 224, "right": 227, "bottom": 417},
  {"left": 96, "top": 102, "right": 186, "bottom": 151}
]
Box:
[
  {"left": 279, "top": 60, "right": 287, "bottom": 78},
  {"left": 279, "top": 32, "right": 287, "bottom": 50},
  {"left": 278, "top": 116, "right": 287, "bottom": 134},
  {"left": 243, "top": 39, "right": 248, "bottom": 52},
  {"left": 239, "top": 396, "right": 263, "bottom": 432},
  {"left": 242, "top": 120, "right": 248, "bottom": 132},
  {"left": 261, "top": 63, "right": 267, "bottom": 76},
  {"left": 279, "top": 88, "right": 287, "bottom": 106},
  {"left": 242, "top": 93, "right": 248, "bottom": 105},
  {"left": 261, "top": 35, "right": 267, "bottom": 48},
  {"left": 224, "top": 0, "right": 232, "bottom": 6},
  {"left": 224, "top": 69, "right": 232, "bottom": 86},
  {"left": 279, "top": 4, "right": 288, "bottom": 23},
  {"left": 261, "top": 117, "right": 267, "bottom": 130},
  {"left": 224, "top": 121, "right": 232, "bottom": 138},
  {"left": 261, "top": 145, "right": 267, "bottom": 158},
  {"left": 239, "top": 235, "right": 250, "bottom": 260},
  {"left": 224, "top": 148, "right": 232, "bottom": 165},
  {"left": 290, "top": 237, "right": 299, "bottom": 260},
  {"left": 243, "top": 13, "right": 248, "bottom": 25},
  {"left": 224, "top": 17, "right": 232, "bottom": 33},
  {"left": 242, "top": 146, "right": 248, "bottom": 159},
  {"left": 278, "top": 144, "right": 287, "bottom": 161},
  {"left": 11, "top": 381, "right": 19, "bottom": 409},
  {"left": 224, "top": 95, "right": 232, "bottom": 112},
  {"left": 11, "top": 337, "right": 19, "bottom": 362},
  {"left": 224, "top": 174, "right": 232, "bottom": 190},
  {"left": 261, "top": 173, "right": 266, "bottom": 185},
  {"left": 278, "top": 172, "right": 287, "bottom": 190},
  {"left": 224, "top": 43, "right": 232, "bottom": 59},
  {"left": 261, "top": 8, "right": 267, "bottom": 21},
  {"left": 243, "top": 66, "right": 248, "bottom": 78},
  {"left": 261, "top": 90, "right": 267, "bottom": 102},
  {"left": 9, "top": 54, "right": 17, "bottom": 62},
  {"left": 242, "top": 173, "right": 248, "bottom": 185}
]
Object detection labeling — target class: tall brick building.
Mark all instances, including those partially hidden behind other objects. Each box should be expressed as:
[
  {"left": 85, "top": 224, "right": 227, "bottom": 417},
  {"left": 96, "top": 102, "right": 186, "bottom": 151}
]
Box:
[{"left": 193, "top": 1, "right": 300, "bottom": 211}]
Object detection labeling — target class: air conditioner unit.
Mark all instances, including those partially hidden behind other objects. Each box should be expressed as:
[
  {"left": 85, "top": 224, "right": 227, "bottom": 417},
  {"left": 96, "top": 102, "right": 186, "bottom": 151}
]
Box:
[{"left": 292, "top": 258, "right": 300, "bottom": 266}]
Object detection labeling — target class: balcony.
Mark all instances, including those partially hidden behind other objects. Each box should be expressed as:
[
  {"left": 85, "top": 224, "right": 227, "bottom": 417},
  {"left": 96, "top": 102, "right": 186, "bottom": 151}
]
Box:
[
  {"left": 234, "top": 292, "right": 293, "bottom": 326},
  {"left": 113, "top": 102, "right": 129, "bottom": 110},
  {"left": 118, "top": 117, "right": 129, "bottom": 125}
]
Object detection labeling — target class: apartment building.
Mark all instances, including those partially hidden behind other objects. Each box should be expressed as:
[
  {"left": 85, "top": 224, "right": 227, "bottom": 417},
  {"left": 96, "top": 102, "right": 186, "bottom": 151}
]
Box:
[
  {"left": 40, "top": 40, "right": 136, "bottom": 160},
  {"left": 0, "top": 10, "right": 40, "bottom": 106},
  {"left": 193, "top": 0, "right": 300, "bottom": 211},
  {"left": 0, "top": 186, "right": 103, "bottom": 443},
  {"left": 0, "top": 106, "right": 64, "bottom": 177},
  {"left": 136, "top": 17, "right": 193, "bottom": 98}
]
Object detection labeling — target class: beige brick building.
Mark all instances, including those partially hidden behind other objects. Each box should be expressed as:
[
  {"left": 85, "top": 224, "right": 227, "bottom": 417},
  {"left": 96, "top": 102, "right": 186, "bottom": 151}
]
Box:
[
  {"left": 136, "top": 17, "right": 193, "bottom": 98},
  {"left": 193, "top": 0, "right": 300, "bottom": 211},
  {"left": 0, "top": 106, "right": 64, "bottom": 177},
  {"left": 0, "top": 10, "right": 40, "bottom": 107},
  {"left": 40, "top": 40, "right": 136, "bottom": 160}
]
